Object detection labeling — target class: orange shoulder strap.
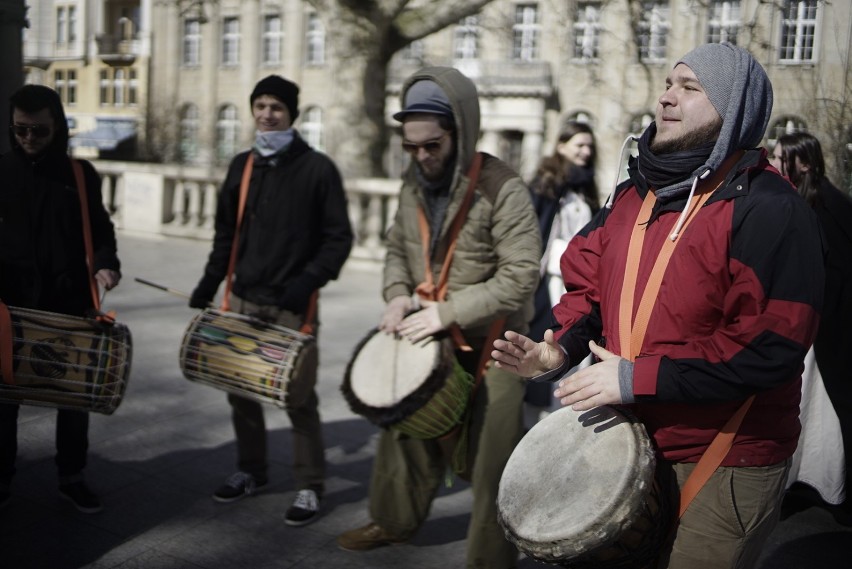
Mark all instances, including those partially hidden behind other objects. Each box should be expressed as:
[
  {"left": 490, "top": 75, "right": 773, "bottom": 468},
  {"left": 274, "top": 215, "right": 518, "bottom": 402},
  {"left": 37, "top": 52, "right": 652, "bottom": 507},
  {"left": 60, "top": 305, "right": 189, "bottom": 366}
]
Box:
[
  {"left": 0, "top": 300, "right": 13, "bottom": 385},
  {"left": 615, "top": 152, "right": 752, "bottom": 519},
  {"left": 415, "top": 152, "right": 484, "bottom": 352},
  {"left": 71, "top": 160, "right": 115, "bottom": 322},
  {"left": 221, "top": 153, "right": 254, "bottom": 312}
]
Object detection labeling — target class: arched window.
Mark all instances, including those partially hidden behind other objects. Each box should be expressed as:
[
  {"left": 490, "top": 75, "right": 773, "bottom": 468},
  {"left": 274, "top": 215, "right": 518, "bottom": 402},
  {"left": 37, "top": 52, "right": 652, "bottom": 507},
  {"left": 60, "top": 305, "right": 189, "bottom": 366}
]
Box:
[
  {"left": 629, "top": 112, "right": 654, "bottom": 137},
  {"left": 767, "top": 116, "right": 807, "bottom": 148},
  {"left": 216, "top": 104, "right": 241, "bottom": 164},
  {"left": 301, "top": 107, "right": 324, "bottom": 152},
  {"left": 179, "top": 103, "right": 199, "bottom": 164},
  {"left": 564, "top": 111, "right": 595, "bottom": 129}
]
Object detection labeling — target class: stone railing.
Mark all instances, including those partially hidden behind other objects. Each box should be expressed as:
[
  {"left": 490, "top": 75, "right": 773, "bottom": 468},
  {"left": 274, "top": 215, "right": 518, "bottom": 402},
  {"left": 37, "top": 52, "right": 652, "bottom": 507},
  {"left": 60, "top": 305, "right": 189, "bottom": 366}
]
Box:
[{"left": 92, "top": 160, "right": 398, "bottom": 265}]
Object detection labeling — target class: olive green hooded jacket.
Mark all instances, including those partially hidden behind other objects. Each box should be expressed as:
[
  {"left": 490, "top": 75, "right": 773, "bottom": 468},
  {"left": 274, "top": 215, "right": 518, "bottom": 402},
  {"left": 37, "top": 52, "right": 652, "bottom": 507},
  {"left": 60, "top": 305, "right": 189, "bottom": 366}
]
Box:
[{"left": 384, "top": 66, "right": 541, "bottom": 340}]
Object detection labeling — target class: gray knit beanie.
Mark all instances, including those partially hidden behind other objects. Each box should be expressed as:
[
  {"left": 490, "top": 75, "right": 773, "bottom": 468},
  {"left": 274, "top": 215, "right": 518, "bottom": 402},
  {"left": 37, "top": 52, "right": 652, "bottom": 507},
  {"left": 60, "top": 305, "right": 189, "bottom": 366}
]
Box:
[
  {"left": 651, "top": 42, "right": 773, "bottom": 201},
  {"left": 678, "top": 45, "right": 736, "bottom": 120}
]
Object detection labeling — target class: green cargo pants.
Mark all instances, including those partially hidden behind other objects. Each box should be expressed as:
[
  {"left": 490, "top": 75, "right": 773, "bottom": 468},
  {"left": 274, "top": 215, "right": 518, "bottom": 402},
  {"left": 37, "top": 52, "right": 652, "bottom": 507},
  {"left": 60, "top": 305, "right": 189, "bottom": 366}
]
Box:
[{"left": 368, "top": 354, "right": 526, "bottom": 569}]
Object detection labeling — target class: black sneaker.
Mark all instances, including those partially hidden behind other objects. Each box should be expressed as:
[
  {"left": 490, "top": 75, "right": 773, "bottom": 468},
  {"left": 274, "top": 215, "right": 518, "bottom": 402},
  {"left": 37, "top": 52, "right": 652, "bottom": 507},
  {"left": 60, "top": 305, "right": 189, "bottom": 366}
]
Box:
[
  {"left": 212, "top": 472, "right": 268, "bottom": 503},
  {"left": 59, "top": 481, "right": 103, "bottom": 514},
  {"left": 285, "top": 489, "right": 320, "bottom": 527}
]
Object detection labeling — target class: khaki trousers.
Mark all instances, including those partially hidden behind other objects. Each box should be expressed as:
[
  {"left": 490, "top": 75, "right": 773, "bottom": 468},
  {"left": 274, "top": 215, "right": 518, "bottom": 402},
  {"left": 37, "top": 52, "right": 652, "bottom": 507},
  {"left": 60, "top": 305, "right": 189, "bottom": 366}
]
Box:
[
  {"left": 658, "top": 458, "right": 790, "bottom": 569},
  {"left": 368, "top": 357, "right": 525, "bottom": 569},
  {"left": 227, "top": 297, "right": 325, "bottom": 493}
]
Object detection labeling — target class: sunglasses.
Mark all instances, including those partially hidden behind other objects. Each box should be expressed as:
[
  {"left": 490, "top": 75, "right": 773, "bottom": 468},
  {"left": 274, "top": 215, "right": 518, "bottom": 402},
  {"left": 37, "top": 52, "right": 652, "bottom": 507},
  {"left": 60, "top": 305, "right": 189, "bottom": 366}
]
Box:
[
  {"left": 11, "top": 124, "right": 52, "bottom": 138},
  {"left": 401, "top": 132, "right": 450, "bottom": 156}
]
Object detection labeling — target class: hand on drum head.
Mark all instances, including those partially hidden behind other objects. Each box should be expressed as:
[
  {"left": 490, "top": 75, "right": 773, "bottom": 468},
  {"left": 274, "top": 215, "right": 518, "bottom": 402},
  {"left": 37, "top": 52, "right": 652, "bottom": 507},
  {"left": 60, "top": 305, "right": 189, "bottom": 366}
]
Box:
[
  {"left": 554, "top": 341, "right": 623, "bottom": 411},
  {"left": 395, "top": 300, "right": 443, "bottom": 343},
  {"left": 491, "top": 329, "right": 565, "bottom": 378},
  {"left": 379, "top": 295, "right": 413, "bottom": 332}
]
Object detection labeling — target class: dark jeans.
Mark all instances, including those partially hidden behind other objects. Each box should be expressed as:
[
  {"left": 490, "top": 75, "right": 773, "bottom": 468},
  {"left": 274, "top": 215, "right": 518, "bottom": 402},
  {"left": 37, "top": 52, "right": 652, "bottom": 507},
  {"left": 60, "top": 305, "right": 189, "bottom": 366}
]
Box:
[{"left": 0, "top": 403, "right": 90, "bottom": 486}]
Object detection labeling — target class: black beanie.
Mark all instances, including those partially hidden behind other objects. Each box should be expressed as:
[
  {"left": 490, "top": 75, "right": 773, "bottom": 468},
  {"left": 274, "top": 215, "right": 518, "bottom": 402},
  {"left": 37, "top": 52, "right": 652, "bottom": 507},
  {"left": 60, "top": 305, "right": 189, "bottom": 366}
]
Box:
[{"left": 250, "top": 75, "right": 300, "bottom": 121}]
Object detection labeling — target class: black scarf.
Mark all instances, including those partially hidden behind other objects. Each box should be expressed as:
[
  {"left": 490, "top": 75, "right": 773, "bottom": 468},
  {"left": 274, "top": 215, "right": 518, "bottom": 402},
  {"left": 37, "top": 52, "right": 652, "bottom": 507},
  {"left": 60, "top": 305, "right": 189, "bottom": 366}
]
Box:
[{"left": 637, "top": 123, "right": 715, "bottom": 200}]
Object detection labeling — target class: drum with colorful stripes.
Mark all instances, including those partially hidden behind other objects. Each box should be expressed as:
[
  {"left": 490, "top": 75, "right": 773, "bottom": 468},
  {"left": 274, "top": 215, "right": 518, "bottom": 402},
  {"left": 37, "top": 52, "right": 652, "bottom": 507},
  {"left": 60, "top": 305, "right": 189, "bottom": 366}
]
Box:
[{"left": 179, "top": 309, "right": 316, "bottom": 408}]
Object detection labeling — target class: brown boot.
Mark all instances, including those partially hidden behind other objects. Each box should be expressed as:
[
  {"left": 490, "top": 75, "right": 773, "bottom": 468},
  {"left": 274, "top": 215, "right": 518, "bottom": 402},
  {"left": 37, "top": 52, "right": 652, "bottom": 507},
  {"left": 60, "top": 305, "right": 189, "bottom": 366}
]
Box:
[{"left": 337, "top": 522, "right": 408, "bottom": 551}]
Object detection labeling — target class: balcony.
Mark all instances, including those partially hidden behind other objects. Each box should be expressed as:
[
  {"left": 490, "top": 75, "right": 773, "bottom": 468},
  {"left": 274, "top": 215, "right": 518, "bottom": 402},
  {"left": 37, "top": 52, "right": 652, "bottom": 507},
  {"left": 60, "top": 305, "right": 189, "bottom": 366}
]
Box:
[
  {"left": 388, "top": 59, "right": 553, "bottom": 98},
  {"left": 96, "top": 34, "right": 140, "bottom": 65}
]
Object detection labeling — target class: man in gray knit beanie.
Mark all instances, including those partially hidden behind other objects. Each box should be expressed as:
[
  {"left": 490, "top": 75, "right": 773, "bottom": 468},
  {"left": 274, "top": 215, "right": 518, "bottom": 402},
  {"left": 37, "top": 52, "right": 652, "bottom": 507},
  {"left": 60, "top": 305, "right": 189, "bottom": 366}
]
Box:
[{"left": 494, "top": 42, "right": 823, "bottom": 569}]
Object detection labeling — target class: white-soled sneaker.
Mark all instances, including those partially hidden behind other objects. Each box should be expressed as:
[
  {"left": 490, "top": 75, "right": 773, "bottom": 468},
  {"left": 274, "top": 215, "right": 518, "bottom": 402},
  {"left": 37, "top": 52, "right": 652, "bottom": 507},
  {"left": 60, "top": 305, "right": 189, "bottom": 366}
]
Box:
[{"left": 285, "top": 489, "right": 321, "bottom": 527}]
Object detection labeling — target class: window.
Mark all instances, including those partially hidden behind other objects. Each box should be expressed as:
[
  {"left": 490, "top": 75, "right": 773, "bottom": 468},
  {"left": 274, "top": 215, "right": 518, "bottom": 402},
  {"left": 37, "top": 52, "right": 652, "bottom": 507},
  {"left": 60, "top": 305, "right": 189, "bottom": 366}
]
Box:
[
  {"left": 400, "top": 40, "right": 424, "bottom": 62},
  {"left": 128, "top": 69, "right": 138, "bottom": 106},
  {"left": 68, "top": 6, "right": 77, "bottom": 43},
  {"left": 637, "top": 1, "right": 670, "bottom": 63},
  {"left": 453, "top": 15, "right": 480, "bottom": 60},
  {"left": 262, "top": 14, "right": 283, "bottom": 65},
  {"left": 99, "top": 69, "right": 110, "bottom": 105},
  {"left": 767, "top": 116, "right": 807, "bottom": 148},
  {"left": 301, "top": 107, "right": 324, "bottom": 151},
  {"left": 54, "top": 70, "right": 66, "bottom": 102},
  {"left": 707, "top": 1, "right": 740, "bottom": 44},
  {"left": 97, "top": 67, "right": 137, "bottom": 107},
  {"left": 512, "top": 4, "right": 539, "bottom": 61},
  {"left": 179, "top": 104, "right": 200, "bottom": 163},
  {"left": 216, "top": 104, "right": 240, "bottom": 164},
  {"left": 183, "top": 19, "right": 202, "bottom": 66},
  {"left": 305, "top": 13, "right": 325, "bottom": 65},
  {"left": 67, "top": 70, "right": 77, "bottom": 105},
  {"left": 222, "top": 17, "right": 240, "bottom": 66},
  {"left": 500, "top": 131, "right": 524, "bottom": 173},
  {"left": 573, "top": 2, "right": 601, "bottom": 61},
  {"left": 56, "top": 7, "right": 67, "bottom": 44},
  {"left": 113, "top": 69, "right": 126, "bottom": 106},
  {"left": 779, "top": 0, "right": 819, "bottom": 62},
  {"left": 629, "top": 112, "right": 654, "bottom": 136}
]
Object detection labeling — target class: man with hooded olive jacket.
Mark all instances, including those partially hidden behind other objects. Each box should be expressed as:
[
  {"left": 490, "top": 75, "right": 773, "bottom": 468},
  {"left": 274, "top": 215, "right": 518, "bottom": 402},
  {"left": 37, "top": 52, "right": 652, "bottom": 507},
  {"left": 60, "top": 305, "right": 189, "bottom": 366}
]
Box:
[{"left": 337, "top": 67, "right": 540, "bottom": 568}]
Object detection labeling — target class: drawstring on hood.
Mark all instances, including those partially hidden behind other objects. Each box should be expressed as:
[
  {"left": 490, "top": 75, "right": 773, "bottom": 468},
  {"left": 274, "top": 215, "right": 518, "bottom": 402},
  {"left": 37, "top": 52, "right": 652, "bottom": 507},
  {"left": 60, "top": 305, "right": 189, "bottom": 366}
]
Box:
[{"left": 605, "top": 134, "right": 641, "bottom": 209}]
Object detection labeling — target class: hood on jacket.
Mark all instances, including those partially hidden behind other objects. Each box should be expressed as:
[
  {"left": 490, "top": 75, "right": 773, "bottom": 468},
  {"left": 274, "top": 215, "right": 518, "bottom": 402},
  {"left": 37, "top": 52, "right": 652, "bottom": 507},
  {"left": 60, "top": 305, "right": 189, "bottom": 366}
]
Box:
[
  {"left": 396, "top": 66, "right": 480, "bottom": 183},
  {"left": 8, "top": 84, "right": 70, "bottom": 160},
  {"left": 644, "top": 42, "right": 772, "bottom": 202}
]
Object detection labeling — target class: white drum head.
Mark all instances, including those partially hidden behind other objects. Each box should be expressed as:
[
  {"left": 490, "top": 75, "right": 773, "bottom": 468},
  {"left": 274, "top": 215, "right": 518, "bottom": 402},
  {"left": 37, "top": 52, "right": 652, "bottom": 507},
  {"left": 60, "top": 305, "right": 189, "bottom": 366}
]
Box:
[
  {"left": 349, "top": 331, "right": 441, "bottom": 408},
  {"left": 497, "top": 405, "right": 655, "bottom": 562}
]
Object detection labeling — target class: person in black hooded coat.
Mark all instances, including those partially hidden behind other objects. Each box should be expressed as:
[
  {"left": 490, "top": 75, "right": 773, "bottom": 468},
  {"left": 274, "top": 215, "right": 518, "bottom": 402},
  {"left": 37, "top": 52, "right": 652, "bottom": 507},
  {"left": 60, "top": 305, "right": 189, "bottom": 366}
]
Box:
[{"left": 0, "top": 85, "right": 121, "bottom": 513}]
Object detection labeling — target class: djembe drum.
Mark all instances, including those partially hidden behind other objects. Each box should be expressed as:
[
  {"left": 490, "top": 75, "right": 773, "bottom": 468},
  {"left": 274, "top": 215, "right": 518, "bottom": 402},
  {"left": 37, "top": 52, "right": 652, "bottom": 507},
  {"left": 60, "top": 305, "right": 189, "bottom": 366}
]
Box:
[
  {"left": 497, "top": 405, "right": 671, "bottom": 568},
  {"left": 179, "top": 309, "right": 317, "bottom": 408},
  {"left": 341, "top": 328, "right": 473, "bottom": 439},
  {"left": 0, "top": 306, "right": 133, "bottom": 415}
]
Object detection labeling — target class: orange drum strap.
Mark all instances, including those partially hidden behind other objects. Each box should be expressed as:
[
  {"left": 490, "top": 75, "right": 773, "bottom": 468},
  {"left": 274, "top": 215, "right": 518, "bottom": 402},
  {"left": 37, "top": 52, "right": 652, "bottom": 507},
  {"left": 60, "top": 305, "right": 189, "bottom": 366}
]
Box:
[
  {"left": 615, "top": 151, "right": 752, "bottom": 519},
  {"left": 0, "top": 300, "right": 13, "bottom": 385},
  {"left": 415, "top": 152, "right": 483, "bottom": 352},
  {"left": 222, "top": 153, "right": 255, "bottom": 313},
  {"left": 71, "top": 160, "right": 101, "bottom": 313}
]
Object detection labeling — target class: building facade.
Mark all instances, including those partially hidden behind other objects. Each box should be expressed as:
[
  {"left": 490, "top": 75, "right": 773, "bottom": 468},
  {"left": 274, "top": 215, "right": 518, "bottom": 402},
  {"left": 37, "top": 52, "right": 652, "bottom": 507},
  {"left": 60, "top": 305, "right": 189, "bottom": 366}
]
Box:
[
  {"left": 22, "top": 0, "right": 151, "bottom": 159},
  {"left": 20, "top": 1, "right": 852, "bottom": 194}
]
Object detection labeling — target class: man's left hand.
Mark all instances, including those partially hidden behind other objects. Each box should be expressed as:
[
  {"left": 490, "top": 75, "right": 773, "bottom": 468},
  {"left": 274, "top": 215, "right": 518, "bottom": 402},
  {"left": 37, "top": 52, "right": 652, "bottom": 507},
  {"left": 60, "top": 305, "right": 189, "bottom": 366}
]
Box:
[
  {"left": 554, "top": 341, "right": 623, "bottom": 411},
  {"left": 396, "top": 300, "right": 443, "bottom": 343},
  {"left": 95, "top": 269, "right": 121, "bottom": 291}
]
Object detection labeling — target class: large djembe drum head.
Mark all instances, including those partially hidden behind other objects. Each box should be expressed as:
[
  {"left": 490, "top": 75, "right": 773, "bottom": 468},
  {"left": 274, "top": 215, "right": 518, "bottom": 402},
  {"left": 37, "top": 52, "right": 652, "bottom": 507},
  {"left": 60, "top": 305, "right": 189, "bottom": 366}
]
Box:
[{"left": 498, "top": 405, "right": 669, "bottom": 568}]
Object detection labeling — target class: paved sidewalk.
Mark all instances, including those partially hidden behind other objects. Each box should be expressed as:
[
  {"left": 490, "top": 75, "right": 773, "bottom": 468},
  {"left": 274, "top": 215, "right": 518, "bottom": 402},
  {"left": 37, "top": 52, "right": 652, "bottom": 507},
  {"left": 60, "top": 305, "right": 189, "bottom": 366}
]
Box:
[{"left": 1, "top": 232, "right": 850, "bottom": 569}]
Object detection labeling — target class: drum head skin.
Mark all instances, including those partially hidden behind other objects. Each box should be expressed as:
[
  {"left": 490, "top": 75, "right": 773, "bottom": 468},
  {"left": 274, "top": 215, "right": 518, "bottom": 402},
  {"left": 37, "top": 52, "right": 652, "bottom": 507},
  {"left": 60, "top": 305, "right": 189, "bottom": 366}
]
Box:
[
  {"left": 497, "top": 405, "right": 655, "bottom": 564},
  {"left": 341, "top": 328, "right": 456, "bottom": 428}
]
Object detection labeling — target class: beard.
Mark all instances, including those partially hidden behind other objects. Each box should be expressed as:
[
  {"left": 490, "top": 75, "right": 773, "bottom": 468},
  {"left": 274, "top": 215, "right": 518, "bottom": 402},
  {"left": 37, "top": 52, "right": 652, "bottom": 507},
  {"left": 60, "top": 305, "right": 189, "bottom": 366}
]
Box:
[{"left": 650, "top": 116, "right": 723, "bottom": 154}]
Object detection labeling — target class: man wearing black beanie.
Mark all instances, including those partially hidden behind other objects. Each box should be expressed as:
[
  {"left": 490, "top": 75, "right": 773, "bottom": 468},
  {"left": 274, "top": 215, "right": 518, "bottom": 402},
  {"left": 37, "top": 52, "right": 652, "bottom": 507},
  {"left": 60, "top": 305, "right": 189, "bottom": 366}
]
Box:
[{"left": 189, "top": 75, "right": 353, "bottom": 526}]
